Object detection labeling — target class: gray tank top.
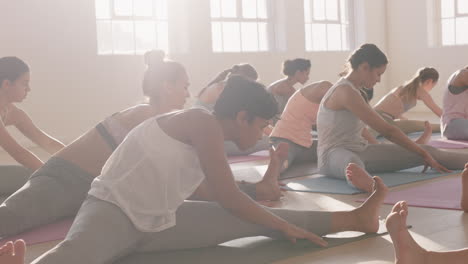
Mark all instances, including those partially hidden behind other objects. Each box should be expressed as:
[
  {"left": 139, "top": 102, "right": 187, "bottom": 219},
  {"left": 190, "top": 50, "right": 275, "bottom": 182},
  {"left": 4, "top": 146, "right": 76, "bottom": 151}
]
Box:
[{"left": 317, "top": 78, "right": 368, "bottom": 169}]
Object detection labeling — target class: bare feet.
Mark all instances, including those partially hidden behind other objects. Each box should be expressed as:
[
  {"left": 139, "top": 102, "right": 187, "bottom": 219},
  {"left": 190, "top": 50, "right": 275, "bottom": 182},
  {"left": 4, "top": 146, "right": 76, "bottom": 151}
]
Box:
[
  {"left": 350, "top": 176, "right": 388, "bottom": 233},
  {"left": 345, "top": 163, "right": 374, "bottom": 192},
  {"left": 460, "top": 163, "right": 468, "bottom": 212},
  {"left": 0, "top": 240, "right": 26, "bottom": 264},
  {"left": 386, "top": 201, "right": 428, "bottom": 264},
  {"left": 415, "top": 121, "right": 432, "bottom": 144},
  {"left": 255, "top": 142, "right": 289, "bottom": 201}
]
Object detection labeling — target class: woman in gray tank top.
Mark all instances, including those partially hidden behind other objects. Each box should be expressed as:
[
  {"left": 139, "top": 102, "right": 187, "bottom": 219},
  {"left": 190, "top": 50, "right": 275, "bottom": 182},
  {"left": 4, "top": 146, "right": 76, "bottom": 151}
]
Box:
[{"left": 317, "top": 44, "right": 468, "bottom": 192}]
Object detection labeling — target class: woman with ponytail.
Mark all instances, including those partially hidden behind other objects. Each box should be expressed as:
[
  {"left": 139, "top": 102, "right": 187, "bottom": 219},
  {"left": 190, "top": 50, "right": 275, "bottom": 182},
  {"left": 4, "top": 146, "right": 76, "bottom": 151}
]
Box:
[
  {"left": 0, "top": 57, "right": 65, "bottom": 195},
  {"left": 441, "top": 66, "right": 468, "bottom": 140},
  {"left": 317, "top": 44, "right": 468, "bottom": 192},
  {"left": 371, "top": 67, "right": 442, "bottom": 137}
]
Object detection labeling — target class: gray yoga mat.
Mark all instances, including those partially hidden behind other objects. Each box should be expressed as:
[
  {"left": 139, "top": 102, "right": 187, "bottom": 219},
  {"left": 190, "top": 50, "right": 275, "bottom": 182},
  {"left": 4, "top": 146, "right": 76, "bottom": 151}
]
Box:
[
  {"left": 284, "top": 166, "right": 460, "bottom": 195},
  {"left": 116, "top": 226, "right": 394, "bottom": 264}
]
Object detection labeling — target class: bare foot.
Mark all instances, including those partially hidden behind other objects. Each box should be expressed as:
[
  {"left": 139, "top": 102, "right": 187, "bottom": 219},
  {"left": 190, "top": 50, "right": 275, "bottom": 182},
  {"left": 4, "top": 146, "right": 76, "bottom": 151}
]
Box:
[
  {"left": 256, "top": 142, "right": 289, "bottom": 201},
  {"left": 0, "top": 240, "right": 26, "bottom": 264},
  {"left": 345, "top": 163, "right": 374, "bottom": 192},
  {"left": 415, "top": 121, "right": 432, "bottom": 144},
  {"left": 460, "top": 163, "right": 468, "bottom": 212},
  {"left": 386, "top": 201, "right": 428, "bottom": 264},
  {"left": 351, "top": 176, "right": 388, "bottom": 233}
]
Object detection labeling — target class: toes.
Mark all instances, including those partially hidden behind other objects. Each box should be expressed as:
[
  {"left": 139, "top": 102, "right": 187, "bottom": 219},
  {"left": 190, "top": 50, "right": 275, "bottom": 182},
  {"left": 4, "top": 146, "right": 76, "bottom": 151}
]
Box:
[{"left": 13, "top": 240, "right": 26, "bottom": 258}]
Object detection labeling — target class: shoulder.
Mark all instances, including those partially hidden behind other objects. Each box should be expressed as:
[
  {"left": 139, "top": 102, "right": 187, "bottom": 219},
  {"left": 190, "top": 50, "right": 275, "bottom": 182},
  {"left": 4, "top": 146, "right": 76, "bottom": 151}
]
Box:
[{"left": 7, "top": 104, "right": 28, "bottom": 122}]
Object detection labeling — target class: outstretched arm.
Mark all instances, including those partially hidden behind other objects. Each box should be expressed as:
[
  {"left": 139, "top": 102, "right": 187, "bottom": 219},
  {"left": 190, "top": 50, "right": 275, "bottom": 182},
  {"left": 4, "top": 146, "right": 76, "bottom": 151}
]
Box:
[
  {"left": 12, "top": 107, "right": 65, "bottom": 154},
  {"left": 418, "top": 89, "right": 442, "bottom": 117}
]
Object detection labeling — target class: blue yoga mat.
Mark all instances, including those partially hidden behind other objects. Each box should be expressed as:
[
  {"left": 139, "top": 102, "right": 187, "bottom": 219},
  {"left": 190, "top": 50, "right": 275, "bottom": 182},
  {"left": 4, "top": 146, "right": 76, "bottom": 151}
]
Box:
[
  {"left": 116, "top": 227, "right": 393, "bottom": 264},
  {"left": 284, "top": 166, "right": 460, "bottom": 195}
]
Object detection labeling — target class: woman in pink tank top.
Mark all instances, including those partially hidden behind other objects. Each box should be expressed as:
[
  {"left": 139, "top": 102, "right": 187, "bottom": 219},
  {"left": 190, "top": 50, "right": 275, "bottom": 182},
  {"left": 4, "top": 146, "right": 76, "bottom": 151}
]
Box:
[{"left": 442, "top": 66, "right": 468, "bottom": 140}]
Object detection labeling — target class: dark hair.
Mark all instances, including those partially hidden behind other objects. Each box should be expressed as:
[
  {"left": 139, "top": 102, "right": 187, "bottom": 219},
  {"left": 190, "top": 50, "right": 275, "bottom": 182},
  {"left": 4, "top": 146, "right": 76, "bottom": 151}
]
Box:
[
  {"left": 0, "top": 57, "right": 30, "bottom": 85},
  {"left": 282, "top": 58, "right": 311, "bottom": 77},
  {"left": 360, "top": 87, "right": 374, "bottom": 103},
  {"left": 400, "top": 67, "right": 439, "bottom": 101},
  {"left": 214, "top": 75, "right": 278, "bottom": 121},
  {"left": 142, "top": 50, "right": 186, "bottom": 102},
  {"left": 344, "top": 44, "right": 388, "bottom": 73},
  {"left": 231, "top": 64, "right": 258, "bottom": 81}
]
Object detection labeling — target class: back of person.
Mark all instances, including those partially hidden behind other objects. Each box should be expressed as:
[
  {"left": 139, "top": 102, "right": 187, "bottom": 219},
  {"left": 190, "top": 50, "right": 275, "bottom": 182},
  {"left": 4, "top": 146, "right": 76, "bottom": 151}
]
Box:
[
  {"left": 317, "top": 78, "right": 368, "bottom": 169},
  {"left": 374, "top": 87, "right": 414, "bottom": 119},
  {"left": 441, "top": 75, "right": 468, "bottom": 133}
]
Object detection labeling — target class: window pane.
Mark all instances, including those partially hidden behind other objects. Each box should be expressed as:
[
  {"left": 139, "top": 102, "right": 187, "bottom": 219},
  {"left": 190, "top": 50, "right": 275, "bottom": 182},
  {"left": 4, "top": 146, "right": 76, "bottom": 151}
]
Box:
[
  {"left": 112, "top": 21, "right": 135, "bottom": 54},
  {"left": 258, "top": 22, "right": 268, "bottom": 51},
  {"left": 456, "top": 17, "right": 468, "bottom": 44},
  {"left": 96, "top": 0, "right": 111, "bottom": 19},
  {"left": 458, "top": 0, "right": 468, "bottom": 14},
  {"left": 441, "top": 0, "right": 455, "bottom": 18},
  {"left": 212, "top": 22, "right": 223, "bottom": 52},
  {"left": 211, "top": 0, "right": 221, "bottom": 18},
  {"left": 221, "top": 0, "right": 237, "bottom": 18},
  {"left": 304, "top": 0, "right": 312, "bottom": 23},
  {"left": 340, "top": 0, "right": 349, "bottom": 23},
  {"left": 442, "top": 18, "right": 455, "bottom": 45},
  {"left": 326, "top": 0, "right": 338, "bottom": 20},
  {"left": 134, "top": 0, "right": 153, "bottom": 17},
  {"left": 155, "top": 0, "right": 167, "bottom": 19},
  {"left": 241, "top": 22, "right": 259, "bottom": 51},
  {"left": 313, "top": 0, "right": 326, "bottom": 20},
  {"left": 327, "top": 24, "right": 341, "bottom": 50},
  {"left": 341, "top": 24, "right": 349, "bottom": 50},
  {"left": 156, "top": 21, "right": 168, "bottom": 51},
  {"left": 222, "top": 22, "right": 241, "bottom": 52},
  {"left": 242, "top": 0, "right": 257, "bottom": 18},
  {"left": 305, "top": 23, "right": 313, "bottom": 50},
  {"left": 135, "top": 21, "right": 156, "bottom": 53},
  {"left": 96, "top": 20, "right": 113, "bottom": 54},
  {"left": 312, "top": 23, "right": 327, "bottom": 50},
  {"left": 257, "top": 0, "right": 268, "bottom": 19},
  {"left": 114, "top": 0, "right": 133, "bottom": 16}
]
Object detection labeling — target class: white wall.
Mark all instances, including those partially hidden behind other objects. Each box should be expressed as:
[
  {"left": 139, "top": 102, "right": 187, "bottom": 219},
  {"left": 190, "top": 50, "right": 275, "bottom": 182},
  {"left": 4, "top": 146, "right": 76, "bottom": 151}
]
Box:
[
  {"left": 386, "top": 0, "right": 468, "bottom": 113},
  {"left": 0, "top": 0, "right": 387, "bottom": 145}
]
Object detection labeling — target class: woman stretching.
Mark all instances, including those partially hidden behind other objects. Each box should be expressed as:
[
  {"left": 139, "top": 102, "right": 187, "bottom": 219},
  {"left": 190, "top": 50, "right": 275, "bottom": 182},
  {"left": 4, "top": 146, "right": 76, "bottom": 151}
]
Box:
[
  {"left": 0, "top": 57, "right": 65, "bottom": 195},
  {"left": 30, "top": 75, "right": 389, "bottom": 264},
  {"left": 441, "top": 66, "right": 468, "bottom": 140},
  {"left": 317, "top": 44, "right": 468, "bottom": 192},
  {"left": 194, "top": 64, "right": 270, "bottom": 156},
  {"left": 268, "top": 58, "right": 311, "bottom": 121},
  {"left": 371, "top": 67, "right": 442, "bottom": 137}
]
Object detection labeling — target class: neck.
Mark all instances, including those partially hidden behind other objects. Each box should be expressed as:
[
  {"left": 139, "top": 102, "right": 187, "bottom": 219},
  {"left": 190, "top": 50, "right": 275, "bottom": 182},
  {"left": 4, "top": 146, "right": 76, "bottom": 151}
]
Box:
[
  {"left": 149, "top": 98, "right": 177, "bottom": 115},
  {"left": 344, "top": 71, "right": 364, "bottom": 89},
  {"left": 0, "top": 93, "right": 11, "bottom": 113},
  {"left": 285, "top": 77, "right": 298, "bottom": 87},
  {"left": 216, "top": 117, "right": 238, "bottom": 141}
]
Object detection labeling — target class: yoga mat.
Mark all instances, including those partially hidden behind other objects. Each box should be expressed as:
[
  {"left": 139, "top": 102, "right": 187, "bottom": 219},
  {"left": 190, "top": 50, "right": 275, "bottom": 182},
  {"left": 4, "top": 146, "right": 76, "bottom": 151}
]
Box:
[
  {"left": 0, "top": 218, "right": 73, "bottom": 246},
  {"left": 116, "top": 224, "right": 393, "bottom": 264},
  {"left": 283, "top": 166, "right": 460, "bottom": 195},
  {"left": 228, "top": 150, "right": 269, "bottom": 164},
  {"left": 357, "top": 177, "right": 463, "bottom": 210},
  {"left": 232, "top": 163, "right": 318, "bottom": 183},
  {"left": 427, "top": 139, "right": 468, "bottom": 149}
]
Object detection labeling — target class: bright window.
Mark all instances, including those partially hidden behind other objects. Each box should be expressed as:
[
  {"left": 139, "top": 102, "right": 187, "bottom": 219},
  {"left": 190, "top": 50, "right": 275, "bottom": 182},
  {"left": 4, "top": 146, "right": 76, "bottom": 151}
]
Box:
[
  {"left": 440, "top": 0, "right": 468, "bottom": 46},
  {"left": 210, "top": 0, "right": 272, "bottom": 52},
  {"left": 95, "top": 0, "right": 168, "bottom": 55},
  {"left": 304, "top": 0, "right": 353, "bottom": 51}
]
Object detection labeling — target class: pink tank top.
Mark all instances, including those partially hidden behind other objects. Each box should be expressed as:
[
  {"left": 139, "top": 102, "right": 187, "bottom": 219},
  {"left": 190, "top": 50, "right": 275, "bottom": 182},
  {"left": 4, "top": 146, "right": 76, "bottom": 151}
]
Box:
[
  {"left": 270, "top": 89, "right": 319, "bottom": 147},
  {"left": 441, "top": 85, "right": 468, "bottom": 131}
]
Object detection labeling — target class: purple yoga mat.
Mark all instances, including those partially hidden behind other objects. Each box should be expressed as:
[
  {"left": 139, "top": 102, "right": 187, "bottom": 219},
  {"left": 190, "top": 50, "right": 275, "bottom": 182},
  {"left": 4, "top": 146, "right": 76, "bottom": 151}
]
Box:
[
  {"left": 427, "top": 139, "right": 468, "bottom": 149},
  {"left": 0, "top": 218, "right": 73, "bottom": 246},
  {"left": 227, "top": 150, "right": 269, "bottom": 164},
  {"left": 357, "top": 177, "right": 462, "bottom": 210}
]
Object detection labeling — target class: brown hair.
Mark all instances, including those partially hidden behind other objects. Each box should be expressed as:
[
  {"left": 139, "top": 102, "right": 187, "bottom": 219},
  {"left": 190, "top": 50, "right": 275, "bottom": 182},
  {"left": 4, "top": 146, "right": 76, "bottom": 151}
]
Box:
[
  {"left": 340, "top": 43, "right": 388, "bottom": 76},
  {"left": 0, "top": 57, "right": 30, "bottom": 85},
  {"left": 282, "top": 58, "right": 311, "bottom": 77},
  {"left": 399, "top": 67, "right": 439, "bottom": 102}
]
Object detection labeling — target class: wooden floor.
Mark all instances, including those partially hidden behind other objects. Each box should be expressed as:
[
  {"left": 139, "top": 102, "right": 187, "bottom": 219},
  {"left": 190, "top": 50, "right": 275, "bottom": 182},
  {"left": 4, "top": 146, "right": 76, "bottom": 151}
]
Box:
[{"left": 2, "top": 112, "right": 468, "bottom": 264}]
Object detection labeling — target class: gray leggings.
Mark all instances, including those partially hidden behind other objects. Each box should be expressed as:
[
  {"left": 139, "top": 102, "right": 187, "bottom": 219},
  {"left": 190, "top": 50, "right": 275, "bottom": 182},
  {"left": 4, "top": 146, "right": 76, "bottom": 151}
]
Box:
[
  {"left": 32, "top": 196, "right": 331, "bottom": 264},
  {"left": 0, "top": 165, "right": 31, "bottom": 195},
  {"left": 270, "top": 137, "right": 317, "bottom": 170},
  {"left": 320, "top": 143, "right": 468, "bottom": 181},
  {"left": 443, "top": 118, "right": 468, "bottom": 140},
  {"left": 225, "top": 136, "right": 270, "bottom": 156},
  {"left": 0, "top": 158, "right": 259, "bottom": 237}
]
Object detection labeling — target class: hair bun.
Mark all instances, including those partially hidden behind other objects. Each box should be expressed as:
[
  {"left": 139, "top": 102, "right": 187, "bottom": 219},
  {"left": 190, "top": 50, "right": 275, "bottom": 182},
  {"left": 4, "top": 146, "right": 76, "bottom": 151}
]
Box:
[{"left": 144, "top": 50, "right": 165, "bottom": 67}]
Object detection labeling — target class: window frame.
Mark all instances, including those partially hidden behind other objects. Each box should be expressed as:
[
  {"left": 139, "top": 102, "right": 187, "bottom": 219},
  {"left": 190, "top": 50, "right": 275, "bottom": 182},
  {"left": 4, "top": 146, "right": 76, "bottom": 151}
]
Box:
[{"left": 437, "top": 0, "right": 468, "bottom": 46}]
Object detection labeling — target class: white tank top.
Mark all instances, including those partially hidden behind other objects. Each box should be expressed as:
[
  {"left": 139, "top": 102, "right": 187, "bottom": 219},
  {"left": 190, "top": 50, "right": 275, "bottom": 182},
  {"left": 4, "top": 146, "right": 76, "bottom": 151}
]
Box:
[
  {"left": 89, "top": 115, "right": 205, "bottom": 232},
  {"left": 317, "top": 78, "right": 368, "bottom": 169}
]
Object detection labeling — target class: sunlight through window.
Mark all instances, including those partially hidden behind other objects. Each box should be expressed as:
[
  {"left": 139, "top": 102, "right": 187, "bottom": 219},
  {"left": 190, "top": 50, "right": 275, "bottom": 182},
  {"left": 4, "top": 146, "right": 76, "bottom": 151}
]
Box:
[{"left": 440, "top": 0, "right": 468, "bottom": 46}]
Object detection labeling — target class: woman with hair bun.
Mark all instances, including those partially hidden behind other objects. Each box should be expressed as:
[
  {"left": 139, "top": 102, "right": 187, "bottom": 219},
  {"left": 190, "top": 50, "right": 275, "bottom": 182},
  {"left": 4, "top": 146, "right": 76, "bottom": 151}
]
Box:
[
  {"left": 268, "top": 58, "right": 311, "bottom": 118},
  {"left": 0, "top": 57, "right": 65, "bottom": 195},
  {"left": 369, "top": 67, "right": 442, "bottom": 138}
]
